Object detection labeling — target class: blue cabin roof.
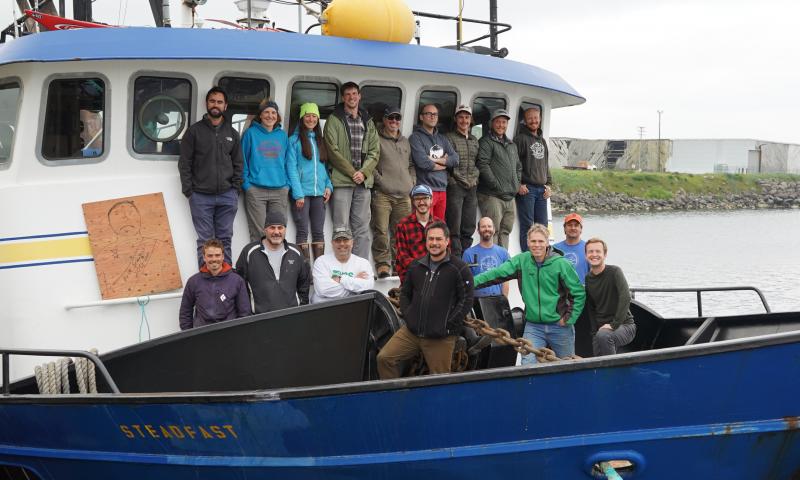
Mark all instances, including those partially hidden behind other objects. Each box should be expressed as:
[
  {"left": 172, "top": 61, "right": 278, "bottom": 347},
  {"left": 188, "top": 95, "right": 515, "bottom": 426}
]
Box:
[{"left": 0, "top": 28, "right": 585, "bottom": 108}]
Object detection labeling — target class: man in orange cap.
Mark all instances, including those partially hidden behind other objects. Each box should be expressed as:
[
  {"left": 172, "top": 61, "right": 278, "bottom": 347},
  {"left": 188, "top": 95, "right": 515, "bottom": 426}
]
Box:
[{"left": 554, "top": 212, "right": 589, "bottom": 284}]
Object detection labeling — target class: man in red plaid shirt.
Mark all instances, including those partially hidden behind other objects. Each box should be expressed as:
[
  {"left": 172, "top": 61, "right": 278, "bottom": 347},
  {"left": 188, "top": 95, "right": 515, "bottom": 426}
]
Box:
[{"left": 394, "top": 184, "right": 443, "bottom": 282}]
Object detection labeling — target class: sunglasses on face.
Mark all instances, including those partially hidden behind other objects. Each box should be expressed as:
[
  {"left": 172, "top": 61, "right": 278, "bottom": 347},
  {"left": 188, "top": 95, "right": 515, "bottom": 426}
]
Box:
[{"left": 385, "top": 115, "right": 402, "bottom": 121}]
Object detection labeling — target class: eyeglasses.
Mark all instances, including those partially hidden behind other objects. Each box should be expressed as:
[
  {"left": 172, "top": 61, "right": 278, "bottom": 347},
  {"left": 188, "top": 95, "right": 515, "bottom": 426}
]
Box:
[
  {"left": 385, "top": 115, "right": 402, "bottom": 121},
  {"left": 421, "top": 112, "right": 438, "bottom": 117}
]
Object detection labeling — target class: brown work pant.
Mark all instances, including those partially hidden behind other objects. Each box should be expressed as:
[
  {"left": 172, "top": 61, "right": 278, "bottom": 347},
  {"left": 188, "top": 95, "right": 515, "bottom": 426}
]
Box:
[{"left": 377, "top": 325, "right": 456, "bottom": 379}]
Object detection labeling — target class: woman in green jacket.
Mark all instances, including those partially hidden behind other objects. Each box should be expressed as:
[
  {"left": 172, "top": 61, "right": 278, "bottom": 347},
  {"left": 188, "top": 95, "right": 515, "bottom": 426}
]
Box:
[{"left": 474, "top": 223, "right": 585, "bottom": 364}]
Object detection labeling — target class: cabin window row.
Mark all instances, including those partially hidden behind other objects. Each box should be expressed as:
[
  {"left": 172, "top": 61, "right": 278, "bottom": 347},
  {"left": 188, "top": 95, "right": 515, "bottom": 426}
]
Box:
[{"left": 16, "top": 74, "right": 543, "bottom": 163}]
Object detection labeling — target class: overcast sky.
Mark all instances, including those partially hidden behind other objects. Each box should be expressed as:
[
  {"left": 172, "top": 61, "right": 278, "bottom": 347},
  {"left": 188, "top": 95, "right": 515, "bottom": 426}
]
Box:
[{"left": 5, "top": 0, "right": 799, "bottom": 143}]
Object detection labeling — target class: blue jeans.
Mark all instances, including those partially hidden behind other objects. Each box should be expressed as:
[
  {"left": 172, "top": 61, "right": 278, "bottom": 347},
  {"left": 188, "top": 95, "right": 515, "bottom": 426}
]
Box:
[
  {"left": 189, "top": 189, "right": 239, "bottom": 267},
  {"left": 521, "top": 322, "right": 575, "bottom": 365},
  {"left": 516, "top": 184, "right": 548, "bottom": 252}
]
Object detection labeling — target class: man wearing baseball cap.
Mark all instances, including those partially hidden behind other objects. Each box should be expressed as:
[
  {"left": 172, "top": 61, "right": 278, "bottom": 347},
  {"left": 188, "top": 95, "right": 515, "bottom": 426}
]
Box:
[
  {"left": 476, "top": 109, "right": 522, "bottom": 249},
  {"left": 445, "top": 104, "right": 480, "bottom": 257},
  {"left": 370, "top": 107, "right": 415, "bottom": 278},
  {"left": 394, "top": 184, "right": 443, "bottom": 282},
  {"left": 235, "top": 211, "right": 310, "bottom": 313},
  {"left": 553, "top": 212, "right": 589, "bottom": 284},
  {"left": 311, "top": 226, "right": 375, "bottom": 303}
]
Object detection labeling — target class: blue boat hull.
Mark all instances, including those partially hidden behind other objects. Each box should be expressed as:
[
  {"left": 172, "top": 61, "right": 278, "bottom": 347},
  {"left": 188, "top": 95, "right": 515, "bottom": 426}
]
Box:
[{"left": 1, "top": 332, "right": 799, "bottom": 479}]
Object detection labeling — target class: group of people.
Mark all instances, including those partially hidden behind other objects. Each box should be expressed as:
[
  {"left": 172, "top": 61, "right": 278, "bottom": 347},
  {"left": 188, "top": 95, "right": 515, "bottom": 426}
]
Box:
[{"left": 177, "top": 84, "right": 637, "bottom": 379}]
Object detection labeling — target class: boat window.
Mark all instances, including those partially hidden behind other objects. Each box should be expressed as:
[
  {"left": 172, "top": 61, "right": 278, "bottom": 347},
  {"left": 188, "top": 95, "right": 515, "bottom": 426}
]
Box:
[
  {"left": 517, "top": 101, "right": 543, "bottom": 135},
  {"left": 0, "top": 81, "right": 20, "bottom": 166},
  {"left": 218, "top": 76, "right": 270, "bottom": 136},
  {"left": 471, "top": 96, "right": 507, "bottom": 139},
  {"left": 132, "top": 76, "right": 191, "bottom": 156},
  {"left": 418, "top": 90, "right": 457, "bottom": 134},
  {"left": 288, "top": 81, "right": 339, "bottom": 134},
  {"left": 360, "top": 85, "right": 402, "bottom": 127},
  {"left": 42, "top": 78, "right": 105, "bottom": 160}
]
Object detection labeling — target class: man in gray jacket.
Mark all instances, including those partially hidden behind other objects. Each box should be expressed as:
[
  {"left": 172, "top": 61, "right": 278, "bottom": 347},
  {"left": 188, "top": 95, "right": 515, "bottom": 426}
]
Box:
[
  {"left": 409, "top": 103, "right": 459, "bottom": 221},
  {"left": 476, "top": 109, "right": 522, "bottom": 249},
  {"left": 370, "top": 108, "right": 416, "bottom": 278}
]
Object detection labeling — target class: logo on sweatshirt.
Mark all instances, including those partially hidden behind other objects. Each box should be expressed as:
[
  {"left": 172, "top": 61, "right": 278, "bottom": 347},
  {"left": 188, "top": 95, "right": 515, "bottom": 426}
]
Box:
[{"left": 530, "top": 141, "right": 545, "bottom": 160}]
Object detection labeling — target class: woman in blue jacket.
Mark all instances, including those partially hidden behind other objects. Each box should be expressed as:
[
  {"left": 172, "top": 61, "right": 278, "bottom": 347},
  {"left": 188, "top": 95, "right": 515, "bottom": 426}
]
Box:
[
  {"left": 287, "top": 103, "right": 333, "bottom": 263},
  {"left": 241, "top": 100, "right": 303, "bottom": 242}
]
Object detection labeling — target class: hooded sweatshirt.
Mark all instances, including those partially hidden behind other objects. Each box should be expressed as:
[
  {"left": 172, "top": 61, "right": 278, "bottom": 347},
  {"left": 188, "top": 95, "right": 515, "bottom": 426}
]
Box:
[
  {"left": 178, "top": 263, "right": 251, "bottom": 330},
  {"left": 287, "top": 128, "right": 334, "bottom": 198},
  {"left": 514, "top": 127, "right": 552, "bottom": 186},
  {"left": 474, "top": 247, "right": 585, "bottom": 325},
  {"left": 408, "top": 124, "right": 459, "bottom": 191},
  {"left": 241, "top": 122, "right": 302, "bottom": 198}
]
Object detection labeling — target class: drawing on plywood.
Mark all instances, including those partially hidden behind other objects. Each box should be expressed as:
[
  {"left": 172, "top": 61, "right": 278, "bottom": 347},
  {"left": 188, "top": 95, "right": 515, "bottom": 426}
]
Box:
[{"left": 83, "top": 193, "right": 182, "bottom": 300}]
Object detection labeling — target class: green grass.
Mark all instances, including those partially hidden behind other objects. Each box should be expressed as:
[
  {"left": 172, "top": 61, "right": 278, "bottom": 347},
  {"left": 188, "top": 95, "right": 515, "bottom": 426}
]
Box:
[{"left": 551, "top": 170, "right": 800, "bottom": 199}]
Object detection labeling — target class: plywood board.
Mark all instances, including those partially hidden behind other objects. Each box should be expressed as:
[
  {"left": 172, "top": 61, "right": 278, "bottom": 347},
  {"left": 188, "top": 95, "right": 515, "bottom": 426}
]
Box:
[{"left": 83, "top": 193, "right": 182, "bottom": 300}]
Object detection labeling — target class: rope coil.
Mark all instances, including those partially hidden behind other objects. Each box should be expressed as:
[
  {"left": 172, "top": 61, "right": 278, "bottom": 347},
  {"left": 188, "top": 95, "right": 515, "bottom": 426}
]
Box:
[{"left": 33, "top": 349, "right": 99, "bottom": 394}]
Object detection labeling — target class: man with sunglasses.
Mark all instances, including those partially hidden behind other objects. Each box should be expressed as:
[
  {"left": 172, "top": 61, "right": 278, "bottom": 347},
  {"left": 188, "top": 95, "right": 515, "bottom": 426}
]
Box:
[
  {"left": 370, "top": 107, "right": 416, "bottom": 278},
  {"left": 409, "top": 103, "right": 459, "bottom": 221}
]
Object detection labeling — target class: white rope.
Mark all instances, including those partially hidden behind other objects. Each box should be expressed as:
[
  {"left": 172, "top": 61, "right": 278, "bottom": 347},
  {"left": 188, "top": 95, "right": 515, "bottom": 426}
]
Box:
[{"left": 33, "top": 349, "right": 99, "bottom": 395}]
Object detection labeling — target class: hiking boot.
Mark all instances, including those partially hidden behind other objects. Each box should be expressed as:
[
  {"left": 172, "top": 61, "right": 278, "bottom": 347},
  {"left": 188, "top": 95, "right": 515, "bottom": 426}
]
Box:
[{"left": 376, "top": 264, "right": 391, "bottom": 279}]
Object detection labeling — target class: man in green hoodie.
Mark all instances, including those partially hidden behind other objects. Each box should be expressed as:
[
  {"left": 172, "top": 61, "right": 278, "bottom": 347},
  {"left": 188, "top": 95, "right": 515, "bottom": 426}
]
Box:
[
  {"left": 323, "top": 82, "right": 380, "bottom": 260},
  {"left": 473, "top": 223, "right": 585, "bottom": 364}
]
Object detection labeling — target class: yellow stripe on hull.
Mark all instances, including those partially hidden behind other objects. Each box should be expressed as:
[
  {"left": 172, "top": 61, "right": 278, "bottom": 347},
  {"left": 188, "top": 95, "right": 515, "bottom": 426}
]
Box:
[{"left": 0, "top": 237, "right": 92, "bottom": 263}]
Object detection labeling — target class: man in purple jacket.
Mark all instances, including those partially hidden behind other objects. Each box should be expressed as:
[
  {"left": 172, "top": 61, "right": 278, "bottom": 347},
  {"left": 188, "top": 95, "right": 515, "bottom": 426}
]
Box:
[{"left": 179, "top": 239, "right": 252, "bottom": 330}]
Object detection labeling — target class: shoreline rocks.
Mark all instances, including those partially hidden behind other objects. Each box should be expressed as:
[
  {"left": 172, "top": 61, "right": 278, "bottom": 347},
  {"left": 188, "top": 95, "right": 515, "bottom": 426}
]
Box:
[{"left": 552, "top": 179, "right": 800, "bottom": 213}]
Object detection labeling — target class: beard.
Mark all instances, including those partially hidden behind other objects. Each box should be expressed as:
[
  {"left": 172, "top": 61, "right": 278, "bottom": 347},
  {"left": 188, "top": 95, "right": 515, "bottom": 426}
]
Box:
[{"left": 207, "top": 107, "right": 223, "bottom": 119}]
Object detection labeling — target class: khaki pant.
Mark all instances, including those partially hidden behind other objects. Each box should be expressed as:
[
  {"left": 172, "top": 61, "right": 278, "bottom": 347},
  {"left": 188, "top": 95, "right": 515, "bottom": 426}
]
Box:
[
  {"left": 244, "top": 186, "right": 289, "bottom": 242},
  {"left": 377, "top": 325, "right": 456, "bottom": 379},
  {"left": 370, "top": 191, "right": 411, "bottom": 268},
  {"left": 477, "top": 193, "right": 515, "bottom": 249}
]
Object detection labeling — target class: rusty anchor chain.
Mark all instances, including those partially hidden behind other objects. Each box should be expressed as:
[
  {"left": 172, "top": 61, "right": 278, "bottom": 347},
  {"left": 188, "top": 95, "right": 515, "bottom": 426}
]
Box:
[{"left": 386, "top": 288, "right": 579, "bottom": 364}]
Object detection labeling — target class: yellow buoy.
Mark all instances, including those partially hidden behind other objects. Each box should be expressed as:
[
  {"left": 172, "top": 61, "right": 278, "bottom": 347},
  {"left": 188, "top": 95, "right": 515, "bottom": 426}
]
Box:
[{"left": 322, "top": 0, "right": 415, "bottom": 44}]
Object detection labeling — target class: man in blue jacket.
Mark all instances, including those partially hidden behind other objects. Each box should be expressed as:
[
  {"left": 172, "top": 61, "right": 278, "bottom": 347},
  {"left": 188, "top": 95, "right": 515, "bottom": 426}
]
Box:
[{"left": 179, "top": 239, "right": 251, "bottom": 330}]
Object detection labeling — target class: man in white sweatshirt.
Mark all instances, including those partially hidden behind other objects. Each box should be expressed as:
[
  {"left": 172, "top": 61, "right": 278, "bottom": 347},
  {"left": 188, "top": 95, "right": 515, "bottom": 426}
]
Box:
[{"left": 311, "top": 227, "right": 375, "bottom": 303}]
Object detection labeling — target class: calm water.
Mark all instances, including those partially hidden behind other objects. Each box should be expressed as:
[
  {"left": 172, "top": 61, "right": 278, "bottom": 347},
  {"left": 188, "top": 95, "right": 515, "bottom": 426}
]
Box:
[{"left": 547, "top": 209, "right": 800, "bottom": 317}]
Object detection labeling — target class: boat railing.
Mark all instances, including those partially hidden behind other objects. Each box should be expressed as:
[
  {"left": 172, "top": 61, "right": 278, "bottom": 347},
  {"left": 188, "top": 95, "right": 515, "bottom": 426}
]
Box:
[
  {"left": 629, "top": 286, "right": 771, "bottom": 317},
  {"left": 411, "top": 7, "right": 511, "bottom": 56},
  {"left": 1, "top": 348, "right": 120, "bottom": 395}
]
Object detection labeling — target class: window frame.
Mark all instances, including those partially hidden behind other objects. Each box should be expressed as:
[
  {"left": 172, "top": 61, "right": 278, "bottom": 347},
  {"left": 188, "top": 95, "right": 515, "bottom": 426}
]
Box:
[
  {"left": 469, "top": 92, "right": 509, "bottom": 139},
  {"left": 37, "top": 72, "right": 110, "bottom": 166},
  {"left": 516, "top": 97, "right": 545, "bottom": 136},
  {"left": 285, "top": 76, "right": 341, "bottom": 134},
  {"left": 358, "top": 81, "right": 406, "bottom": 128},
  {"left": 415, "top": 86, "right": 460, "bottom": 134},
  {"left": 126, "top": 71, "right": 197, "bottom": 161},
  {"left": 0, "top": 76, "right": 22, "bottom": 171},
  {"left": 214, "top": 71, "right": 274, "bottom": 137}
]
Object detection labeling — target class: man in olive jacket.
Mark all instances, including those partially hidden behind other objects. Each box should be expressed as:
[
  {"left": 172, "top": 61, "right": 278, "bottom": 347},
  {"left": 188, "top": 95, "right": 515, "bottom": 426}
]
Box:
[
  {"left": 323, "top": 82, "right": 380, "bottom": 259},
  {"left": 476, "top": 109, "right": 522, "bottom": 249}
]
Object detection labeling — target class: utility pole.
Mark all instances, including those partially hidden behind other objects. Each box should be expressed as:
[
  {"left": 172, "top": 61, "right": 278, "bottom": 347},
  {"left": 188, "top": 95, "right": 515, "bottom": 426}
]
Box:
[
  {"left": 637, "top": 126, "right": 646, "bottom": 171},
  {"left": 657, "top": 110, "right": 663, "bottom": 172}
]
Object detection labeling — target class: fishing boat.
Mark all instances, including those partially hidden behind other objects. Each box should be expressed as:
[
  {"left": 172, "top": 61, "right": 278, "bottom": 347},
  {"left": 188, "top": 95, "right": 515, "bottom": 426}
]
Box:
[{"left": 1, "top": 1, "right": 799, "bottom": 478}]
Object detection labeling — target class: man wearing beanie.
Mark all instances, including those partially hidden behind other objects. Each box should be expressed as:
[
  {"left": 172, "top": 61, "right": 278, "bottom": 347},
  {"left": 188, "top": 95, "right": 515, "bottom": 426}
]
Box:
[{"left": 235, "top": 211, "right": 310, "bottom": 313}]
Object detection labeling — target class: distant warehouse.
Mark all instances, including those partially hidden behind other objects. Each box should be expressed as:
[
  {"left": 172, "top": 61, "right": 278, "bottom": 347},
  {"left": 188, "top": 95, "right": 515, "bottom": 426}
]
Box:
[{"left": 549, "top": 138, "right": 800, "bottom": 174}]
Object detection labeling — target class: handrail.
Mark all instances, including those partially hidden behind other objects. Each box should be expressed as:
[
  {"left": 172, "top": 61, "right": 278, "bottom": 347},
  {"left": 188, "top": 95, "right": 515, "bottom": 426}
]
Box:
[
  {"left": 411, "top": 10, "right": 511, "bottom": 56},
  {"left": 630, "top": 286, "right": 771, "bottom": 317},
  {"left": 1, "top": 348, "right": 120, "bottom": 395},
  {"left": 65, "top": 291, "right": 183, "bottom": 310}
]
